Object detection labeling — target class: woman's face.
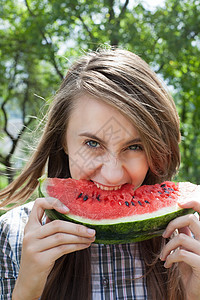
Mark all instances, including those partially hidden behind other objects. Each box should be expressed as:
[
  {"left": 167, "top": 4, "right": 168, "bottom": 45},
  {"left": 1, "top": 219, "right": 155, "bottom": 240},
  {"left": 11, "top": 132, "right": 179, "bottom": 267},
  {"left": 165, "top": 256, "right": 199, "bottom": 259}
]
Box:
[{"left": 65, "top": 94, "right": 149, "bottom": 190}]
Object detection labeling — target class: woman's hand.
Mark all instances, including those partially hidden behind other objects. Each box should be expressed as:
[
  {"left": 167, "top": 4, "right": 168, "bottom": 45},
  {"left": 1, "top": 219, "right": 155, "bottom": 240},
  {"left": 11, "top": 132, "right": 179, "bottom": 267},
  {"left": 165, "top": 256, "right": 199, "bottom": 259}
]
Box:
[
  {"left": 160, "top": 199, "right": 200, "bottom": 300},
  {"left": 12, "top": 197, "right": 96, "bottom": 300}
]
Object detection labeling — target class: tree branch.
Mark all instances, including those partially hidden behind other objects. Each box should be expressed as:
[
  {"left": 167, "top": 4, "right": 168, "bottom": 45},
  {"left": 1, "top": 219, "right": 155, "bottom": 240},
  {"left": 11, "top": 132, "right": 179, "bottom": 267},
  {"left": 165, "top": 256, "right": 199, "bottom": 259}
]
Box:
[
  {"left": 7, "top": 117, "right": 33, "bottom": 162},
  {"left": 24, "top": 0, "right": 34, "bottom": 15},
  {"left": 106, "top": 0, "right": 129, "bottom": 46},
  {"left": 108, "top": 0, "right": 115, "bottom": 22},
  {"left": 24, "top": 0, "right": 63, "bottom": 79},
  {"left": 118, "top": 0, "right": 129, "bottom": 19},
  {"left": 1, "top": 52, "right": 21, "bottom": 142},
  {"left": 50, "top": 52, "right": 64, "bottom": 80},
  {"left": 156, "top": 62, "right": 165, "bottom": 73},
  {"left": 1, "top": 76, "right": 34, "bottom": 168},
  {"left": 8, "top": 53, "right": 20, "bottom": 90},
  {"left": 78, "top": 14, "right": 94, "bottom": 40},
  {"left": 1, "top": 100, "right": 15, "bottom": 141}
]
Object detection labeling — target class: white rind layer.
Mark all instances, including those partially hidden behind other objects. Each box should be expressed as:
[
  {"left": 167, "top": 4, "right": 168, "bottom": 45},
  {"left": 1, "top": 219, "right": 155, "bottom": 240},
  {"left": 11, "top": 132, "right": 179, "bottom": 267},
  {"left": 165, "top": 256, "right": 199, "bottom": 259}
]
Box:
[{"left": 64, "top": 205, "right": 181, "bottom": 225}]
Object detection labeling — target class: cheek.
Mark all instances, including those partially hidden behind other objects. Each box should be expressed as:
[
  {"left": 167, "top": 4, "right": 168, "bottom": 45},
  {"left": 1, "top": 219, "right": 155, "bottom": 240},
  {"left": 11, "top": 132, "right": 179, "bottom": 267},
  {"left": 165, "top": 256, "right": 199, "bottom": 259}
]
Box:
[
  {"left": 127, "top": 156, "right": 149, "bottom": 183},
  {"left": 68, "top": 150, "right": 102, "bottom": 180},
  {"left": 68, "top": 154, "right": 87, "bottom": 180}
]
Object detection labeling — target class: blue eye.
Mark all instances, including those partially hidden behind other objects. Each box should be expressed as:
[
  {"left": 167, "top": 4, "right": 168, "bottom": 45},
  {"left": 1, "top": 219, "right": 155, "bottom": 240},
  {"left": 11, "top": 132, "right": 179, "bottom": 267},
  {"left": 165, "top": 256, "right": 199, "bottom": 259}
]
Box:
[
  {"left": 128, "top": 144, "right": 143, "bottom": 151},
  {"left": 86, "top": 140, "right": 100, "bottom": 148}
]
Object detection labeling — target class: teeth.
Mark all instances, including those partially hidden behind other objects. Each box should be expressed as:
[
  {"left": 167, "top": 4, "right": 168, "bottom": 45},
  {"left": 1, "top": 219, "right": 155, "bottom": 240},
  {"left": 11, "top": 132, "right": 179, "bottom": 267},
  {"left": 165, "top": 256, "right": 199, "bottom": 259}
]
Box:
[{"left": 94, "top": 182, "right": 122, "bottom": 191}]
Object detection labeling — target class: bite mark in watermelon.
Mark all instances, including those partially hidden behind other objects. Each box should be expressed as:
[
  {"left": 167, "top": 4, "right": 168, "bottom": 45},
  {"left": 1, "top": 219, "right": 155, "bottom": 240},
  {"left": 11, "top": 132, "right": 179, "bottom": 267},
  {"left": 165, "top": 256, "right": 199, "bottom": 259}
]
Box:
[{"left": 39, "top": 176, "right": 199, "bottom": 244}]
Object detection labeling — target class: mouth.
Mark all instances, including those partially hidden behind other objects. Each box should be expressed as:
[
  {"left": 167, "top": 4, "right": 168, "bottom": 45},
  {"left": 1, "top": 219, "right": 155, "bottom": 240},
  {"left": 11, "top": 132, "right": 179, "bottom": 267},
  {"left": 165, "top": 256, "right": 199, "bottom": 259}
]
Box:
[{"left": 92, "top": 181, "right": 122, "bottom": 191}]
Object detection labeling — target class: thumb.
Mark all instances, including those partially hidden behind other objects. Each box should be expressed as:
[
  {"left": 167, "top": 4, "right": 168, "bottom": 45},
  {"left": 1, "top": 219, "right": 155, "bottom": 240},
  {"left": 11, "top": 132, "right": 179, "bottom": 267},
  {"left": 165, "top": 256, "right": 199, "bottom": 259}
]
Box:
[{"left": 27, "top": 197, "right": 69, "bottom": 229}]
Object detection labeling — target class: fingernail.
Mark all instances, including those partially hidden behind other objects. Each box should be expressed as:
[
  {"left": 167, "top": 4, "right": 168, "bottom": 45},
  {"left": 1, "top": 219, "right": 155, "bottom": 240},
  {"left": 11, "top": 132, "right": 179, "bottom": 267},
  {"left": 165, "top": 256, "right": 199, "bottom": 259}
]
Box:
[
  {"left": 177, "top": 200, "right": 188, "bottom": 206},
  {"left": 177, "top": 201, "right": 184, "bottom": 205},
  {"left": 164, "top": 262, "right": 168, "bottom": 268},
  {"left": 62, "top": 205, "right": 70, "bottom": 213},
  {"left": 162, "top": 230, "right": 167, "bottom": 238},
  {"left": 87, "top": 228, "right": 96, "bottom": 236},
  {"left": 58, "top": 202, "right": 69, "bottom": 212}
]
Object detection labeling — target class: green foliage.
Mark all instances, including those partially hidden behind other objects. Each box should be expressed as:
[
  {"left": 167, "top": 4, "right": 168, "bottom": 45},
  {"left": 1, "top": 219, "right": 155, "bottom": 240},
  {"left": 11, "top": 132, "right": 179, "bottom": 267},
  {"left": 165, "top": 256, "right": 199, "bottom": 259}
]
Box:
[{"left": 0, "top": 0, "right": 199, "bottom": 190}]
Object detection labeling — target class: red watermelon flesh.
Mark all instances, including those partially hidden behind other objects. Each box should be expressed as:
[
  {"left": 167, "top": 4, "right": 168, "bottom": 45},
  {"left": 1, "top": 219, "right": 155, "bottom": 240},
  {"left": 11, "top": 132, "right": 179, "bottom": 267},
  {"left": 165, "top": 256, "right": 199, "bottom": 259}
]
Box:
[
  {"left": 41, "top": 178, "right": 197, "bottom": 220},
  {"left": 39, "top": 177, "right": 199, "bottom": 244}
]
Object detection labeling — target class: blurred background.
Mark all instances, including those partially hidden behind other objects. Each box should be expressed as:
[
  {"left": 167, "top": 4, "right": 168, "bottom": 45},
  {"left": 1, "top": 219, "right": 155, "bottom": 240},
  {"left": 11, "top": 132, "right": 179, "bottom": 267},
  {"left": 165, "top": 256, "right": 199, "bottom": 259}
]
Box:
[{"left": 0, "top": 0, "right": 200, "bottom": 192}]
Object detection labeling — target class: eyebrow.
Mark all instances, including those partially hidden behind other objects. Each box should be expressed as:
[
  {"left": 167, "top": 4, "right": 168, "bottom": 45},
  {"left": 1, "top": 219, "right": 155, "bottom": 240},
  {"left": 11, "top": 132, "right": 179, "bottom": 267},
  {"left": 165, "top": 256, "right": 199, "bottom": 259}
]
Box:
[
  {"left": 79, "top": 132, "right": 142, "bottom": 147},
  {"left": 79, "top": 133, "right": 105, "bottom": 144}
]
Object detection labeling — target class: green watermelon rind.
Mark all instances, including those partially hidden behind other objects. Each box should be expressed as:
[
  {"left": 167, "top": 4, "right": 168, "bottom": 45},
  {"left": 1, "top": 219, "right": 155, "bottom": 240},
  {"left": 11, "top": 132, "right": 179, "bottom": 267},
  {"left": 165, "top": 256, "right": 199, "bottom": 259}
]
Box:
[
  {"left": 45, "top": 207, "right": 194, "bottom": 244},
  {"left": 38, "top": 176, "right": 195, "bottom": 244}
]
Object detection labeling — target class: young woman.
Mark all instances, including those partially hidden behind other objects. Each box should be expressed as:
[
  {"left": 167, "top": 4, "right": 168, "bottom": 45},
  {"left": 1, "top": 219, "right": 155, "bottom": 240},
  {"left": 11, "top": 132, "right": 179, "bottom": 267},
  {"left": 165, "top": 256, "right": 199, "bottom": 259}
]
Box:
[{"left": 0, "top": 48, "right": 200, "bottom": 300}]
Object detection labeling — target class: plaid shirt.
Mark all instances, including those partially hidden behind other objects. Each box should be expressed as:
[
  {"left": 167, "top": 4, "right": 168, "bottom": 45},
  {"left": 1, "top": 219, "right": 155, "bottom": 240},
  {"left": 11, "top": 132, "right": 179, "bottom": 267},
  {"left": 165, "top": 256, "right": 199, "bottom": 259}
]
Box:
[{"left": 0, "top": 203, "right": 148, "bottom": 300}]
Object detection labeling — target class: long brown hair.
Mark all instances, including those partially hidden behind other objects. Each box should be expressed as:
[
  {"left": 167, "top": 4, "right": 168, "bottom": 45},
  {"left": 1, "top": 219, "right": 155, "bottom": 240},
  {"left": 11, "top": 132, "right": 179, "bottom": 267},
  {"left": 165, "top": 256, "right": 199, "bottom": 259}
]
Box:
[{"left": 0, "top": 48, "right": 184, "bottom": 299}]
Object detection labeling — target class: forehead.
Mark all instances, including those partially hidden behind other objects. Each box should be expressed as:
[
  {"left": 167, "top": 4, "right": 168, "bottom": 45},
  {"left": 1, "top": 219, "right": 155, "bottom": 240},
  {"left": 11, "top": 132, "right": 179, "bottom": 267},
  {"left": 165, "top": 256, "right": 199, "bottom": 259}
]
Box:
[{"left": 67, "top": 94, "right": 139, "bottom": 142}]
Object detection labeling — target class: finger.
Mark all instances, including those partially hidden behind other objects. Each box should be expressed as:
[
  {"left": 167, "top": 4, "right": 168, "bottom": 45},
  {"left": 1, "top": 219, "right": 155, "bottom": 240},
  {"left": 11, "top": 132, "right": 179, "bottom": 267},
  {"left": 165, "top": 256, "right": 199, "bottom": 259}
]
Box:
[
  {"left": 37, "top": 220, "right": 96, "bottom": 239},
  {"left": 178, "top": 199, "right": 200, "bottom": 213},
  {"left": 21, "top": 242, "right": 92, "bottom": 273},
  {"left": 178, "top": 226, "right": 192, "bottom": 237},
  {"left": 178, "top": 183, "right": 200, "bottom": 204},
  {"left": 35, "top": 232, "right": 96, "bottom": 252},
  {"left": 163, "top": 213, "right": 200, "bottom": 240},
  {"left": 44, "top": 243, "right": 92, "bottom": 261},
  {"left": 160, "top": 233, "right": 200, "bottom": 261},
  {"left": 26, "top": 198, "right": 69, "bottom": 229},
  {"left": 163, "top": 248, "right": 200, "bottom": 270}
]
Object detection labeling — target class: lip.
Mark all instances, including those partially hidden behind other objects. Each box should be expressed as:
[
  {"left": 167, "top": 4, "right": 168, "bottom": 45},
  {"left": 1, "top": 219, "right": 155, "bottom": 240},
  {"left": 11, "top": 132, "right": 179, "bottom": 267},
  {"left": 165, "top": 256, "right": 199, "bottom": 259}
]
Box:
[{"left": 92, "top": 181, "right": 122, "bottom": 191}]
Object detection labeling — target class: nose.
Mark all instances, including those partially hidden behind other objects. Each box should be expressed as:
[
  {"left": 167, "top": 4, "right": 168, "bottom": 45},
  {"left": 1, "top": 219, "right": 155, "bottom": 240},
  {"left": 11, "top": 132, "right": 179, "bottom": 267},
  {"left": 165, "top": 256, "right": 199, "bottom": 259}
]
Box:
[{"left": 100, "top": 154, "right": 125, "bottom": 185}]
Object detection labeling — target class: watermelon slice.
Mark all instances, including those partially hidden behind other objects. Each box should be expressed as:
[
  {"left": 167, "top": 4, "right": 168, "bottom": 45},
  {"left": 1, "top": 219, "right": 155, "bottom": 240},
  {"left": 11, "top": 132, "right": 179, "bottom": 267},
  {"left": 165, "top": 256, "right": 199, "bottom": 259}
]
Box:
[{"left": 39, "top": 176, "right": 199, "bottom": 244}]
